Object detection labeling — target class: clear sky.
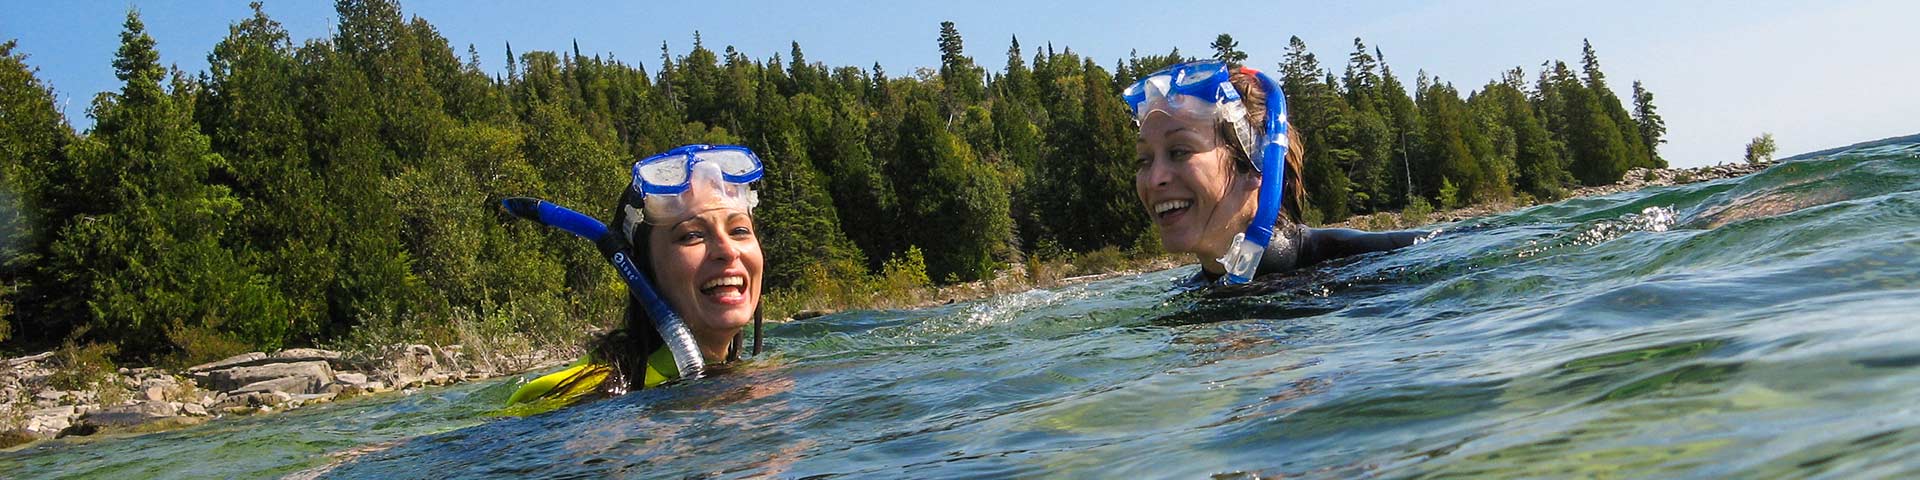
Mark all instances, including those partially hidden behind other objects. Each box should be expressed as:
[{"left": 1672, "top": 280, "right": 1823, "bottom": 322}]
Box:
[{"left": 4, "top": 0, "right": 1915, "bottom": 168}]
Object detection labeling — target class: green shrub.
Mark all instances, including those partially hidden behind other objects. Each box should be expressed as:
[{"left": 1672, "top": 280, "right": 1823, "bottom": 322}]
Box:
[
  {"left": 881, "top": 246, "right": 933, "bottom": 294},
  {"left": 1402, "top": 196, "right": 1434, "bottom": 226},
  {"left": 164, "top": 321, "right": 254, "bottom": 369},
  {"left": 1438, "top": 177, "right": 1460, "bottom": 209},
  {"left": 1075, "top": 246, "right": 1129, "bottom": 275},
  {"left": 49, "top": 329, "right": 119, "bottom": 392}
]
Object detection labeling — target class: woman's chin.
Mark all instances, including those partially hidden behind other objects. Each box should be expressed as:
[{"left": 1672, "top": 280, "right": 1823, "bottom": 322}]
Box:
[{"left": 1158, "top": 231, "right": 1201, "bottom": 256}]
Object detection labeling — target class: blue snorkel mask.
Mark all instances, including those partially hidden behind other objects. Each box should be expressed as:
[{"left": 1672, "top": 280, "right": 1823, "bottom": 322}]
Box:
[{"left": 1124, "top": 60, "right": 1290, "bottom": 284}]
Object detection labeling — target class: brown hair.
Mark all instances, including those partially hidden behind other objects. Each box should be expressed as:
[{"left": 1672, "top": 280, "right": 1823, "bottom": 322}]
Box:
[{"left": 1224, "top": 70, "right": 1307, "bottom": 224}]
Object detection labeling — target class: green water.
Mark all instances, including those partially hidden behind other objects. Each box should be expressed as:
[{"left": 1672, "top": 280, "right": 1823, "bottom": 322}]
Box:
[{"left": 6, "top": 143, "right": 1920, "bottom": 478}]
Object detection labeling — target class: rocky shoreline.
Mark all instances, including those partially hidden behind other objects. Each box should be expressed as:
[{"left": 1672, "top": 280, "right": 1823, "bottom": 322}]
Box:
[
  {"left": 1338, "top": 161, "right": 1774, "bottom": 228},
  {"left": 2, "top": 345, "right": 569, "bottom": 449}
]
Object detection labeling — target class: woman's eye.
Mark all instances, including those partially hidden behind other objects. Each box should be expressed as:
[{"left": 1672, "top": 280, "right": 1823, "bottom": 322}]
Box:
[
  {"left": 678, "top": 230, "right": 706, "bottom": 243},
  {"left": 730, "top": 226, "right": 753, "bottom": 238},
  {"left": 1170, "top": 147, "right": 1193, "bottom": 160}
]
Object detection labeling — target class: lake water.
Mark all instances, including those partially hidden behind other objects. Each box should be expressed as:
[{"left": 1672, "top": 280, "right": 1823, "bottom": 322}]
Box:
[{"left": 6, "top": 141, "right": 1920, "bottom": 478}]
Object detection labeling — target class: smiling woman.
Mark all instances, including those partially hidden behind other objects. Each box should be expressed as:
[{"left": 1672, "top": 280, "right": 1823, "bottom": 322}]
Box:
[
  {"left": 1128, "top": 60, "right": 1428, "bottom": 287},
  {"left": 506, "top": 145, "right": 768, "bottom": 409}
]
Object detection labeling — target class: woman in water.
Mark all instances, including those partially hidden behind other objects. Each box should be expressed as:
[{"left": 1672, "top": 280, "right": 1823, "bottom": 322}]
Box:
[
  {"left": 1127, "top": 60, "right": 1426, "bottom": 286},
  {"left": 507, "top": 145, "right": 767, "bottom": 407}
]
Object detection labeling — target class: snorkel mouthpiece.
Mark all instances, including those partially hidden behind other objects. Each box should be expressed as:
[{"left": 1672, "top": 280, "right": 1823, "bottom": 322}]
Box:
[{"left": 502, "top": 197, "right": 706, "bottom": 380}]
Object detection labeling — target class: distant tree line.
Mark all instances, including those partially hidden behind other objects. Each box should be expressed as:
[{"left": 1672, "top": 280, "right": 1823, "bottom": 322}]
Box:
[{"left": 0, "top": 1, "right": 1664, "bottom": 361}]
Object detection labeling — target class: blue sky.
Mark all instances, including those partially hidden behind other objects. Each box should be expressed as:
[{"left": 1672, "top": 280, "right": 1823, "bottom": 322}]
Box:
[{"left": 4, "top": 0, "right": 1915, "bottom": 168}]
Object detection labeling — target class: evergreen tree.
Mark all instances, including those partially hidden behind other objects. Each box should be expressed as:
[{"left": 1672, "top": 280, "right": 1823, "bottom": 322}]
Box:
[
  {"left": 0, "top": 40, "right": 79, "bottom": 346},
  {"left": 889, "top": 96, "right": 1011, "bottom": 281},
  {"left": 1632, "top": 80, "right": 1667, "bottom": 167},
  {"left": 1376, "top": 47, "right": 1421, "bottom": 208},
  {"left": 936, "top": 21, "right": 985, "bottom": 118},
  {"left": 200, "top": 2, "right": 333, "bottom": 342},
  {"left": 1210, "top": 34, "right": 1247, "bottom": 65},
  {"left": 1579, "top": 40, "right": 1652, "bottom": 171},
  {"left": 52, "top": 10, "right": 291, "bottom": 356}
]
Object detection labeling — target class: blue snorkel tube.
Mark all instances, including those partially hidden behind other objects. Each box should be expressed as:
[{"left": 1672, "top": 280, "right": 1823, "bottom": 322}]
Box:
[
  {"left": 500, "top": 197, "right": 706, "bottom": 380},
  {"left": 1217, "top": 68, "right": 1289, "bottom": 284}
]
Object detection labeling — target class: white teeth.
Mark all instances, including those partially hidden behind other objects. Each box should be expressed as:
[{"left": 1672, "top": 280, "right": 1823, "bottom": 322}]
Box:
[
  {"left": 701, "top": 276, "right": 746, "bottom": 291},
  {"left": 1154, "top": 200, "right": 1192, "bottom": 215}
]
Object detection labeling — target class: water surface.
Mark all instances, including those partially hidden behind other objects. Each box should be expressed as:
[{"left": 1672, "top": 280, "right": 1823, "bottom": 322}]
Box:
[{"left": 6, "top": 143, "right": 1920, "bottom": 478}]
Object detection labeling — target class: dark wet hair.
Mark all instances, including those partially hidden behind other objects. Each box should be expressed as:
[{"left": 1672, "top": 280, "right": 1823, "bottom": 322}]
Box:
[{"left": 588, "top": 187, "right": 760, "bottom": 392}]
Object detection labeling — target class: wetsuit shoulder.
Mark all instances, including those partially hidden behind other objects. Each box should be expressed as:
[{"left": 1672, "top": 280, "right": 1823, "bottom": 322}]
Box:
[{"left": 1297, "top": 227, "right": 1426, "bottom": 267}]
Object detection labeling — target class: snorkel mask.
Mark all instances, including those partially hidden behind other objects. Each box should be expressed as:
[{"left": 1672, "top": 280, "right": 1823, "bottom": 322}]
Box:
[
  {"left": 1124, "top": 60, "right": 1290, "bottom": 284},
  {"left": 621, "top": 144, "right": 764, "bottom": 236}
]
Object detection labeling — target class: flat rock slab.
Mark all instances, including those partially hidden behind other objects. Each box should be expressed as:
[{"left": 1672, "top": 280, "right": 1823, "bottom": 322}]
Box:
[
  {"left": 204, "top": 361, "right": 334, "bottom": 394},
  {"left": 186, "top": 352, "right": 269, "bottom": 373}
]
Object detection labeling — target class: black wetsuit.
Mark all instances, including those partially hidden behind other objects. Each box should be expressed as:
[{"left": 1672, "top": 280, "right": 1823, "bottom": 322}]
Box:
[{"left": 1185, "top": 224, "right": 1429, "bottom": 287}]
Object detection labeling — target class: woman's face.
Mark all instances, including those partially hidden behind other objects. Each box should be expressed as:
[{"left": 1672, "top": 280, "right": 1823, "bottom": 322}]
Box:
[
  {"left": 647, "top": 207, "right": 763, "bottom": 350},
  {"left": 1134, "top": 112, "right": 1259, "bottom": 262}
]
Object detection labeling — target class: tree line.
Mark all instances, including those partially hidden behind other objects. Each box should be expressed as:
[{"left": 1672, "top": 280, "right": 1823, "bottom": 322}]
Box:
[{"left": 0, "top": 1, "right": 1664, "bottom": 362}]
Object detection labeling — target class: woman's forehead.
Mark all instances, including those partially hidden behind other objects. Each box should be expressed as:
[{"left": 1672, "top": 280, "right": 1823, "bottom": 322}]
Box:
[{"left": 667, "top": 208, "right": 753, "bottom": 228}]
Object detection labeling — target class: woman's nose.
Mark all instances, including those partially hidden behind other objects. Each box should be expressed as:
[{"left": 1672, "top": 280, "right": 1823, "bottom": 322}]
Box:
[
  {"left": 709, "top": 235, "right": 741, "bottom": 262},
  {"left": 1145, "top": 158, "right": 1172, "bottom": 187}
]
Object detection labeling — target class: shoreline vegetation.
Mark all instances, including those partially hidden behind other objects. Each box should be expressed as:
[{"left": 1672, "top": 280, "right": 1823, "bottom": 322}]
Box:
[{"left": 2, "top": 0, "right": 1753, "bottom": 448}]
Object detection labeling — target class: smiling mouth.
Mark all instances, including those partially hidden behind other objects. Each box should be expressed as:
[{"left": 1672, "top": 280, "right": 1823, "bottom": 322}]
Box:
[
  {"left": 699, "top": 275, "right": 748, "bottom": 301},
  {"left": 1153, "top": 199, "right": 1193, "bottom": 221}
]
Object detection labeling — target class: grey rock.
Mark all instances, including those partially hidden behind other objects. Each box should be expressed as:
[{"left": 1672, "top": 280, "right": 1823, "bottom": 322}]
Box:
[
  {"left": 139, "top": 377, "right": 178, "bottom": 393},
  {"left": 78, "top": 402, "right": 175, "bottom": 428},
  {"left": 384, "top": 345, "right": 442, "bottom": 390},
  {"left": 232, "top": 375, "right": 323, "bottom": 396},
  {"left": 5, "top": 351, "right": 53, "bottom": 367},
  {"left": 144, "top": 385, "right": 168, "bottom": 402},
  {"left": 288, "top": 392, "right": 337, "bottom": 407},
  {"left": 335, "top": 372, "right": 369, "bottom": 385},
  {"left": 273, "top": 348, "right": 343, "bottom": 361},
  {"left": 25, "top": 413, "right": 69, "bottom": 434},
  {"left": 186, "top": 352, "right": 268, "bottom": 373},
  {"left": 181, "top": 403, "right": 208, "bottom": 416},
  {"left": 34, "top": 390, "right": 66, "bottom": 402},
  {"left": 28, "top": 405, "right": 76, "bottom": 418},
  {"left": 204, "top": 360, "right": 334, "bottom": 394}
]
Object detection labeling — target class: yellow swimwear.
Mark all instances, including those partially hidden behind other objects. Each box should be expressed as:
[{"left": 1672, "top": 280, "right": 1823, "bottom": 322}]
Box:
[{"left": 506, "top": 346, "right": 679, "bottom": 406}]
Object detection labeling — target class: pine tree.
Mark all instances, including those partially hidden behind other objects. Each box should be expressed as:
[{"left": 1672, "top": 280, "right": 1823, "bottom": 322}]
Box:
[
  {"left": 1632, "top": 80, "right": 1667, "bottom": 167},
  {"left": 1376, "top": 47, "right": 1421, "bottom": 208},
  {"left": 1210, "top": 34, "right": 1248, "bottom": 65}
]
